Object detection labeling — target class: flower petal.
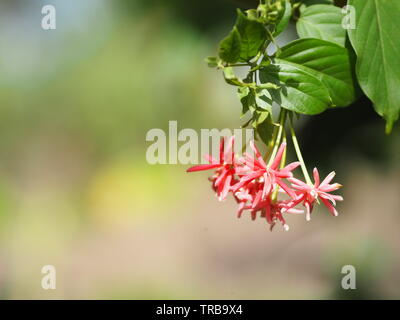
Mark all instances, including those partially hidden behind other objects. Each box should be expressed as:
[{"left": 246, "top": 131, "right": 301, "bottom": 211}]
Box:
[
  {"left": 320, "top": 171, "right": 336, "bottom": 188},
  {"left": 232, "top": 170, "right": 263, "bottom": 192},
  {"left": 223, "top": 136, "right": 235, "bottom": 164},
  {"left": 219, "top": 138, "right": 225, "bottom": 164},
  {"left": 262, "top": 173, "right": 272, "bottom": 199},
  {"left": 264, "top": 202, "right": 272, "bottom": 224},
  {"left": 252, "top": 190, "right": 262, "bottom": 209},
  {"left": 250, "top": 141, "right": 267, "bottom": 168},
  {"left": 319, "top": 183, "right": 342, "bottom": 192},
  {"left": 220, "top": 174, "right": 232, "bottom": 201},
  {"left": 304, "top": 202, "right": 311, "bottom": 221},
  {"left": 320, "top": 197, "right": 339, "bottom": 216},
  {"left": 237, "top": 202, "right": 245, "bottom": 218},
  {"left": 187, "top": 164, "right": 220, "bottom": 172},
  {"left": 204, "top": 154, "right": 218, "bottom": 165},
  {"left": 313, "top": 168, "right": 320, "bottom": 186},
  {"left": 281, "top": 161, "right": 301, "bottom": 174},
  {"left": 270, "top": 142, "right": 286, "bottom": 170},
  {"left": 288, "top": 177, "right": 309, "bottom": 189},
  {"left": 277, "top": 179, "right": 297, "bottom": 199}
]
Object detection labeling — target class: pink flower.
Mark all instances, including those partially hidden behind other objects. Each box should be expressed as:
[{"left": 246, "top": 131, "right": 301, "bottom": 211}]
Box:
[
  {"left": 233, "top": 142, "right": 300, "bottom": 200},
  {"left": 186, "top": 135, "right": 343, "bottom": 232},
  {"left": 238, "top": 192, "right": 303, "bottom": 230},
  {"left": 187, "top": 136, "right": 236, "bottom": 201},
  {"left": 233, "top": 180, "right": 260, "bottom": 218},
  {"left": 288, "top": 168, "right": 343, "bottom": 221}
]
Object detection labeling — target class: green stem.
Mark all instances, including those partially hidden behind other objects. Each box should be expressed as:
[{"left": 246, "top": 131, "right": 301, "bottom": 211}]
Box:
[
  {"left": 228, "top": 63, "right": 251, "bottom": 67},
  {"left": 271, "top": 130, "right": 287, "bottom": 203},
  {"left": 289, "top": 116, "right": 313, "bottom": 185},
  {"left": 267, "top": 117, "right": 279, "bottom": 151},
  {"left": 268, "top": 108, "right": 287, "bottom": 166},
  {"left": 280, "top": 129, "right": 287, "bottom": 169},
  {"left": 266, "top": 29, "right": 280, "bottom": 56}
]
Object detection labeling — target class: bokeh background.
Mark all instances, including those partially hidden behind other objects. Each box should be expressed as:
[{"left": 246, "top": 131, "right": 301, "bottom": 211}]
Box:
[{"left": 0, "top": 0, "right": 399, "bottom": 299}]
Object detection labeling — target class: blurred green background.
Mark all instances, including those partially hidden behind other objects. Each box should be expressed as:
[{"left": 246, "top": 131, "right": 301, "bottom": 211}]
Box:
[{"left": 0, "top": 0, "right": 399, "bottom": 299}]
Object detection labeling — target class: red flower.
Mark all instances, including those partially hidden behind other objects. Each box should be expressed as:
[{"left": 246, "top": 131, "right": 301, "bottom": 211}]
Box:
[
  {"left": 187, "top": 136, "right": 236, "bottom": 201},
  {"left": 187, "top": 135, "right": 343, "bottom": 232},
  {"left": 288, "top": 168, "right": 343, "bottom": 220},
  {"left": 233, "top": 180, "right": 260, "bottom": 218},
  {"left": 232, "top": 141, "right": 300, "bottom": 200},
  {"left": 237, "top": 190, "right": 303, "bottom": 230}
]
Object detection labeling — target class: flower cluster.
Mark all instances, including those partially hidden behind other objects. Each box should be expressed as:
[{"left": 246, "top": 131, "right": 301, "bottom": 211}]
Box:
[{"left": 187, "top": 137, "right": 343, "bottom": 231}]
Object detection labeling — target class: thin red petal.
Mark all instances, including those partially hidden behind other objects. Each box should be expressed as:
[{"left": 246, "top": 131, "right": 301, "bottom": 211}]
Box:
[
  {"left": 313, "top": 168, "right": 320, "bottom": 186},
  {"left": 220, "top": 174, "right": 232, "bottom": 201},
  {"left": 204, "top": 154, "right": 218, "bottom": 164},
  {"left": 281, "top": 161, "right": 301, "bottom": 173},
  {"left": 219, "top": 138, "right": 225, "bottom": 164},
  {"left": 320, "top": 171, "right": 336, "bottom": 188},
  {"left": 250, "top": 141, "right": 267, "bottom": 168},
  {"left": 187, "top": 164, "right": 220, "bottom": 172},
  {"left": 270, "top": 142, "right": 286, "bottom": 170},
  {"left": 277, "top": 179, "right": 296, "bottom": 199},
  {"left": 320, "top": 197, "right": 339, "bottom": 216}
]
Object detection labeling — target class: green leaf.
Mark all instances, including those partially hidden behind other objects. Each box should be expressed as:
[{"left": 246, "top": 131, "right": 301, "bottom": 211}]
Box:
[
  {"left": 348, "top": 0, "right": 400, "bottom": 133},
  {"left": 254, "top": 112, "right": 275, "bottom": 145},
  {"left": 258, "top": 83, "right": 280, "bottom": 90},
  {"left": 238, "top": 87, "right": 273, "bottom": 113},
  {"left": 255, "top": 88, "right": 273, "bottom": 113},
  {"left": 277, "top": 38, "right": 356, "bottom": 107},
  {"left": 205, "top": 56, "right": 219, "bottom": 68},
  {"left": 274, "top": 0, "right": 292, "bottom": 37},
  {"left": 237, "top": 87, "right": 255, "bottom": 115},
  {"left": 218, "top": 27, "right": 242, "bottom": 63},
  {"left": 222, "top": 67, "right": 243, "bottom": 86},
  {"left": 297, "top": 4, "right": 346, "bottom": 47},
  {"left": 235, "top": 9, "right": 267, "bottom": 62},
  {"left": 300, "top": 0, "right": 334, "bottom": 8},
  {"left": 245, "top": 9, "right": 259, "bottom": 21},
  {"left": 260, "top": 62, "right": 332, "bottom": 115}
]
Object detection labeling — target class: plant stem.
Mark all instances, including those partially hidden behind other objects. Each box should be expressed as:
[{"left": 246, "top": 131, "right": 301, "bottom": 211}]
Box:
[
  {"left": 266, "top": 119, "right": 279, "bottom": 159},
  {"left": 280, "top": 129, "right": 287, "bottom": 169},
  {"left": 266, "top": 29, "right": 280, "bottom": 55},
  {"left": 289, "top": 116, "right": 313, "bottom": 185},
  {"left": 228, "top": 63, "right": 251, "bottom": 67},
  {"left": 268, "top": 108, "right": 287, "bottom": 166},
  {"left": 271, "top": 130, "right": 287, "bottom": 203}
]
